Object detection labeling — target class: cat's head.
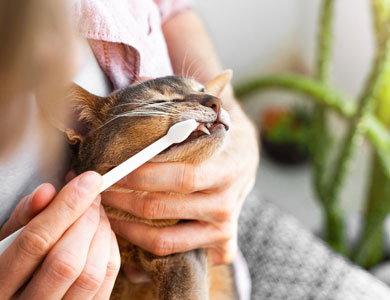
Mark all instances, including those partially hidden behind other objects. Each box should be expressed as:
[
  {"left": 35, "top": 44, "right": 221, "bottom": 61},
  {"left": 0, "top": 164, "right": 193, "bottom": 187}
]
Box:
[{"left": 66, "top": 70, "right": 232, "bottom": 174}]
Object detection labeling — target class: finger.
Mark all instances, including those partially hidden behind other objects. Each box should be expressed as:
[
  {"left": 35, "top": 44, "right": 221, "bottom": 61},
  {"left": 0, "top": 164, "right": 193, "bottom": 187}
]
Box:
[
  {"left": 63, "top": 206, "right": 112, "bottom": 300},
  {"left": 0, "top": 183, "right": 55, "bottom": 240},
  {"left": 0, "top": 171, "right": 102, "bottom": 299},
  {"left": 102, "top": 190, "right": 234, "bottom": 223},
  {"left": 207, "top": 233, "right": 238, "bottom": 266},
  {"left": 20, "top": 197, "right": 101, "bottom": 300},
  {"left": 93, "top": 231, "right": 121, "bottom": 300},
  {"left": 110, "top": 219, "right": 233, "bottom": 256},
  {"left": 116, "top": 161, "right": 234, "bottom": 193}
]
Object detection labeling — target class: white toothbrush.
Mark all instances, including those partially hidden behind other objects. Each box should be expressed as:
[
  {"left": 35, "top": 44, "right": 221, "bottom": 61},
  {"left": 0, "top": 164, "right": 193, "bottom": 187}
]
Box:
[{"left": 0, "top": 119, "right": 199, "bottom": 255}]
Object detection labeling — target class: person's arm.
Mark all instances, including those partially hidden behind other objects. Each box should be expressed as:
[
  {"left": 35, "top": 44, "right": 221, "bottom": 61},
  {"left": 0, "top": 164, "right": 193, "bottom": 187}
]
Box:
[{"left": 106, "top": 9, "right": 259, "bottom": 265}]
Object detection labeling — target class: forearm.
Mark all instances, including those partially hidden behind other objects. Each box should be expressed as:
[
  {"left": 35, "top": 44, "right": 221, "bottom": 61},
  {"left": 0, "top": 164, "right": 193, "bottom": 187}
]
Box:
[{"left": 163, "top": 10, "right": 223, "bottom": 84}]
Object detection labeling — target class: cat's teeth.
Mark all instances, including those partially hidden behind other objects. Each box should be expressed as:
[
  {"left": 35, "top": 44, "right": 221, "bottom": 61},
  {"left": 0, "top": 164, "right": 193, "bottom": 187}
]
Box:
[{"left": 198, "top": 124, "right": 211, "bottom": 135}]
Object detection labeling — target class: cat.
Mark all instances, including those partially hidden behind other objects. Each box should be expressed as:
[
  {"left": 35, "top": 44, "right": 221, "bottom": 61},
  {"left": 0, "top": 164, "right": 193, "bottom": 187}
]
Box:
[{"left": 65, "top": 70, "right": 237, "bottom": 300}]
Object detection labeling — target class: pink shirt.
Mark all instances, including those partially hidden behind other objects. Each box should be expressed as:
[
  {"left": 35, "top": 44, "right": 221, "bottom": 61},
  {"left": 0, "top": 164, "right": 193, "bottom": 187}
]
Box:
[{"left": 73, "top": 0, "right": 192, "bottom": 90}]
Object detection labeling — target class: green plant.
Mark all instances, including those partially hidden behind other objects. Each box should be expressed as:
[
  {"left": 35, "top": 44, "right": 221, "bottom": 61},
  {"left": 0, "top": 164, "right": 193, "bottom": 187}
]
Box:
[{"left": 235, "top": 0, "right": 390, "bottom": 267}]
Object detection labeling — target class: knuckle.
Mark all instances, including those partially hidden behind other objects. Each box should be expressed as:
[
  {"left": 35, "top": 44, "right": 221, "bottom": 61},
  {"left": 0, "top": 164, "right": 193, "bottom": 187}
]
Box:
[
  {"left": 18, "top": 226, "right": 54, "bottom": 258},
  {"left": 82, "top": 208, "right": 100, "bottom": 228},
  {"left": 139, "top": 167, "right": 154, "bottom": 189},
  {"left": 214, "top": 206, "right": 232, "bottom": 223},
  {"left": 223, "top": 240, "right": 238, "bottom": 265},
  {"left": 141, "top": 199, "right": 166, "bottom": 220},
  {"left": 218, "top": 225, "right": 234, "bottom": 243},
  {"left": 178, "top": 164, "right": 197, "bottom": 193},
  {"left": 75, "top": 266, "right": 106, "bottom": 292},
  {"left": 219, "top": 250, "right": 235, "bottom": 265},
  {"left": 151, "top": 235, "right": 175, "bottom": 256},
  {"left": 225, "top": 170, "right": 236, "bottom": 183},
  {"left": 60, "top": 189, "right": 83, "bottom": 217},
  {"left": 104, "top": 234, "right": 121, "bottom": 280},
  {"left": 213, "top": 195, "right": 234, "bottom": 222},
  {"left": 105, "top": 258, "right": 121, "bottom": 279},
  {"left": 49, "top": 250, "right": 83, "bottom": 281}
]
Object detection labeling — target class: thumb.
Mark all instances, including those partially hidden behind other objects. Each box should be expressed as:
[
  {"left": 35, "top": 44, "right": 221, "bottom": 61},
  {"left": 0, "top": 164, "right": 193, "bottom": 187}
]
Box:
[{"left": 0, "top": 183, "right": 56, "bottom": 240}]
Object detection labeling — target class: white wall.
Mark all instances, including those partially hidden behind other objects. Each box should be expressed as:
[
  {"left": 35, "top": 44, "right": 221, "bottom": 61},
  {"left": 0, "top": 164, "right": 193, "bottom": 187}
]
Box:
[
  {"left": 299, "top": 0, "right": 375, "bottom": 97},
  {"left": 194, "top": 0, "right": 305, "bottom": 81},
  {"left": 194, "top": 0, "right": 376, "bottom": 96}
]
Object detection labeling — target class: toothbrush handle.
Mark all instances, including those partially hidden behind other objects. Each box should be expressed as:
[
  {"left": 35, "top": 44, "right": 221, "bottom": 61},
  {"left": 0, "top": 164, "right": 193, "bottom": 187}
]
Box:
[
  {"left": 100, "top": 136, "right": 172, "bottom": 193},
  {"left": 0, "top": 227, "right": 23, "bottom": 254},
  {"left": 0, "top": 137, "right": 173, "bottom": 256}
]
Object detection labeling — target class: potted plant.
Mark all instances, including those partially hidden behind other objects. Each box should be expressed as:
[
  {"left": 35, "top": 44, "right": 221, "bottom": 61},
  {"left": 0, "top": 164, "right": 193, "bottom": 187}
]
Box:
[
  {"left": 235, "top": 0, "right": 390, "bottom": 278},
  {"left": 260, "top": 105, "right": 312, "bottom": 165}
]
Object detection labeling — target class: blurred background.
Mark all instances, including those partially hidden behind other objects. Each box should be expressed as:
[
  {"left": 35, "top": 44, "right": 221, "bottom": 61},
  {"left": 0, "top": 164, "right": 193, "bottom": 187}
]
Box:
[
  {"left": 195, "top": 0, "right": 374, "bottom": 231},
  {"left": 194, "top": 0, "right": 376, "bottom": 232},
  {"left": 194, "top": 0, "right": 390, "bottom": 280}
]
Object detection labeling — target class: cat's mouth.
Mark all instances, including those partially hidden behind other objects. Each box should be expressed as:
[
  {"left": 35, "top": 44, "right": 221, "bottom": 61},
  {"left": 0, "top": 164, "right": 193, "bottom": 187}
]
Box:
[
  {"left": 158, "top": 108, "right": 231, "bottom": 156},
  {"left": 161, "top": 119, "right": 229, "bottom": 152},
  {"left": 196, "top": 120, "right": 229, "bottom": 135}
]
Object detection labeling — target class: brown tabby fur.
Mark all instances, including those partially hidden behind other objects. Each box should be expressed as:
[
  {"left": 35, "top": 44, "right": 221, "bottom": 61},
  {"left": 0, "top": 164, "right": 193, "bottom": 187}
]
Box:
[{"left": 66, "top": 71, "right": 237, "bottom": 300}]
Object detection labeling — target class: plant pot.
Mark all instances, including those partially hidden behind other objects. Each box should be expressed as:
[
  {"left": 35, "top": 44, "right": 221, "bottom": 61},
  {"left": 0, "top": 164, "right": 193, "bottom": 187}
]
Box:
[
  {"left": 261, "top": 135, "right": 310, "bottom": 165},
  {"left": 259, "top": 105, "right": 311, "bottom": 166}
]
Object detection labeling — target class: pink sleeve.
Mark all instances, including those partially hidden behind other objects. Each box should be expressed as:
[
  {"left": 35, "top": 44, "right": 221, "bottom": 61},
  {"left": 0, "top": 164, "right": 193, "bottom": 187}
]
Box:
[{"left": 153, "top": 0, "right": 193, "bottom": 23}]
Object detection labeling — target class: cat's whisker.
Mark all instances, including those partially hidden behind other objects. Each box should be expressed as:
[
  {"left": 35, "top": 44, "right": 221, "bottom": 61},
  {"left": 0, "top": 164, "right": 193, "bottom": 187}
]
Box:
[
  {"left": 181, "top": 49, "right": 189, "bottom": 77},
  {"left": 109, "top": 101, "right": 179, "bottom": 112},
  {"left": 185, "top": 57, "right": 201, "bottom": 80},
  {"left": 191, "top": 65, "right": 203, "bottom": 81},
  {"left": 149, "top": 105, "right": 182, "bottom": 113},
  {"left": 128, "top": 102, "right": 183, "bottom": 114},
  {"left": 96, "top": 111, "right": 180, "bottom": 131},
  {"left": 123, "top": 111, "right": 176, "bottom": 117}
]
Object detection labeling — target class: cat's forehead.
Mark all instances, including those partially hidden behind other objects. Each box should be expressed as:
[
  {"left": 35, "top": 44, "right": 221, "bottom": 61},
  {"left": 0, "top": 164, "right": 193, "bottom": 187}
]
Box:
[
  {"left": 148, "top": 76, "right": 204, "bottom": 94},
  {"left": 115, "top": 76, "right": 204, "bottom": 104}
]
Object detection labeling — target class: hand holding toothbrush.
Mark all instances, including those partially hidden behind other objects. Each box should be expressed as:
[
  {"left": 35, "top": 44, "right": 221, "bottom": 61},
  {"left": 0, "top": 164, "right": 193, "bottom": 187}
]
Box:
[
  {"left": 0, "top": 172, "right": 120, "bottom": 300},
  {"left": 0, "top": 119, "right": 197, "bottom": 299}
]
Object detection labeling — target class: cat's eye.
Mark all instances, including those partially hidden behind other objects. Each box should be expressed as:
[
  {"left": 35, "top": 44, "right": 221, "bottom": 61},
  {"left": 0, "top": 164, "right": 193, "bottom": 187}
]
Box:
[
  {"left": 199, "top": 87, "right": 205, "bottom": 93},
  {"left": 172, "top": 99, "right": 186, "bottom": 103}
]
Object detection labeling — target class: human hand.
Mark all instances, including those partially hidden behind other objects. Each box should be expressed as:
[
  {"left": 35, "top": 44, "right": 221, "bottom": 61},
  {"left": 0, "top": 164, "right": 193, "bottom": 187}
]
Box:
[
  {"left": 103, "top": 91, "right": 259, "bottom": 266},
  {"left": 0, "top": 172, "right": 120, "bottom": 300}
]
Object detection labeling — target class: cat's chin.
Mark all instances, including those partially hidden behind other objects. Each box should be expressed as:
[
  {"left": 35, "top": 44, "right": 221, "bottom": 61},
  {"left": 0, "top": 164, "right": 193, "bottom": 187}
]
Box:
[{"left": 152, "top": 125, "right": 228, "bottom": 164}]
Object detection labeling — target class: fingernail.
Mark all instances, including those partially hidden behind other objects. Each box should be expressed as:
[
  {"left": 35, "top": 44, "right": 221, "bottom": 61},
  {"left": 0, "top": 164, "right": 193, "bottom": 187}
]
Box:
[
  {"left": 23, "top": 193, "right": 33, "bottom": 212},
  {"left": 78, "top": 171, "right": 102, "bottom": 191},
  {"left": 23, "top": 184, "right": 43, "bottom": 211}
]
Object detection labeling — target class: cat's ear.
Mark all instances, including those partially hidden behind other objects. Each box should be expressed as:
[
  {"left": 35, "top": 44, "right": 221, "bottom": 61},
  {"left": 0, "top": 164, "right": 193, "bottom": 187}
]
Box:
[
  {"left": 65, "top": 128, "right": 84, "bottom": 145},
  {"left": 69, "top": 84, "right": 110, "bottom": 128},
  {"left": 64, "top": 84, "right": 114, "bottom": 145},
  {"left": 205, "top": 69, "right": 233, "bottom": 96}
]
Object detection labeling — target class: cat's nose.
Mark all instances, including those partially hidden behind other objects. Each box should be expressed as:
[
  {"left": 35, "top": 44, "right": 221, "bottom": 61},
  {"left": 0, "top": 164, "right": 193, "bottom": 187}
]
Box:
[{"left": 202, "top": 96, "right": 222, "bottom": 116}]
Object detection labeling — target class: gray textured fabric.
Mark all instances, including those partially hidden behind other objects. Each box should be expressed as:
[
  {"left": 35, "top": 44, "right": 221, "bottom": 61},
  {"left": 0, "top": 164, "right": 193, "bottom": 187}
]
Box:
[{"left": 238, "top": 193, "right": 390, "bottom": 300}]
